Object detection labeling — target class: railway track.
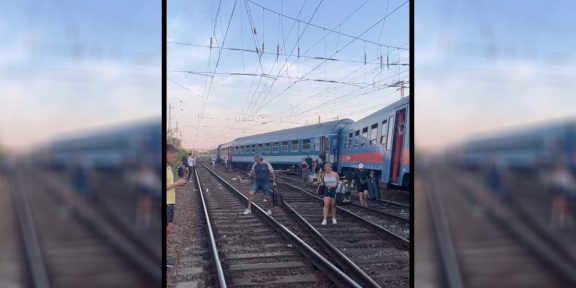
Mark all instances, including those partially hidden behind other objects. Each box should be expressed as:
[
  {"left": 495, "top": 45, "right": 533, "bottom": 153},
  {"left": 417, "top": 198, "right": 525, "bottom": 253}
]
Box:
[
  {"left": 276, "top": 172, "right": 410, "bottom": 219},
  {"left": 40, "top": 168, "right": 163, "bottom": 267},
  {"left": 193, "top": 164, "right": 363, "bottom": 287},
  {"left": 0, "top": 174, "right": 26, "bottom": 287},
  {"left": 8, "top": 165, "right": 159, "bottom": 288},
  {"left": 424, "top": 166, "right": 576, "bottom": 288},
  {"left": 203, "top": 164, "right": 409, "bottom": 287},
  {"left": 275, "top": 176, "right": 410, "bottom": 240}
]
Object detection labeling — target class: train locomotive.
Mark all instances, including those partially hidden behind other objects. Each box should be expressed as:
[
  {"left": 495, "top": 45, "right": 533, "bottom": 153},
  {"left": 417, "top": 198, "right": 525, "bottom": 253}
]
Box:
[{"left": 214, "top": 96, "right": 411, "bottom": 189}]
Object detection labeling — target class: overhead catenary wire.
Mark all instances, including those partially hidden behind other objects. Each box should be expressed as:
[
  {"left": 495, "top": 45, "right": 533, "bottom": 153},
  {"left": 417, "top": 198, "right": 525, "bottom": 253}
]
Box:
[
  {"left": 169, "top": 0, "right": 408, "bottom": 148},
  {"left": 253, "top": 0, "right": 409, "bottom": 114},
  {"left": 167, "top": 42, "right": 409, "bottom": 66},
  {"left": 246, "top": 0, "right": 407, "bottom": 51}
]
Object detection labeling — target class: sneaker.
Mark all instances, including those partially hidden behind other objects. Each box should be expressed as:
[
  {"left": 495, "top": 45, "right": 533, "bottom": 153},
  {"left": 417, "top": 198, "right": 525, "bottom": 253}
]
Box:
[
  {"left": 266, "top": 209, "right": 272, "bottom": 215},
  {"left": 332, "top": 218, "right": 337, "bottom": 224},
  {"left": 263, "top": 199, "right": 268, "bottom": 202},
  {"left": 166, "top": 260, "right": 174, "bottom": 272},
  {"left": 321, "top": 219, "right": 327, "bottom": 225},
  {"left": 243, "top": 209, "right": 251, "bottom": 215}
]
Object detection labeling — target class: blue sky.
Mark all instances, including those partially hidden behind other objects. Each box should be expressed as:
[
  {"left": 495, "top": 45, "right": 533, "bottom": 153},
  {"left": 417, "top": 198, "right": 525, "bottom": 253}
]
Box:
[
  {"left": 168, "top": 0, "right": 409, "bottom": 149},
  {"left": 0, "top": 0, "right": 161, "bottom": 151},
  {"left": 416, "top": 0, "right": 576, "bottom": 151}
]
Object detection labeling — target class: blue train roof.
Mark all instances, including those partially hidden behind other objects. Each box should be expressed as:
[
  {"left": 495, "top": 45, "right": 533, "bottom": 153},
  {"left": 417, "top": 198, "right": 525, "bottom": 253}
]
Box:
[{"left": 230, "top": 119, "right": 354, "bottom": 146}]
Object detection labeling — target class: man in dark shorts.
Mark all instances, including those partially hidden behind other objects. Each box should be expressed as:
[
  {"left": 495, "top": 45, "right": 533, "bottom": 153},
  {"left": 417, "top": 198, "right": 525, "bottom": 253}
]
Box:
[
  {"left": 352, "top": 163, "right": 369, "bottom": 207},
  {"left": 166, "top": 144, "right": 186, "bottom": 270},
  {"left": 244, "top": 154, "right": 276, "bottom": 215}
]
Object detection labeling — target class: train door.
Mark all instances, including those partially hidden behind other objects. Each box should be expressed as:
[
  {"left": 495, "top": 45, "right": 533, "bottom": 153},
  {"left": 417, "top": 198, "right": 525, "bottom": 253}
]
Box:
[{"left": 390, "top": 108, "right": 406, "bottom": 185}]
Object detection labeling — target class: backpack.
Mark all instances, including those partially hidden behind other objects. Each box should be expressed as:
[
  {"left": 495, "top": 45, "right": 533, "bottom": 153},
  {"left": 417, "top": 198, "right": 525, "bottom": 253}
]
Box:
[
  {"left": 271, "top": 187, "right": 284, "bottom": 207},
  {"left": 335, "top": 183, "right": 352, "bottom": 205},
  {"left": 177, "top": 166, "right": 185, "bottom": 177},
  {"left": 254, "top": 162, "right": 270, "bottom": 183}
]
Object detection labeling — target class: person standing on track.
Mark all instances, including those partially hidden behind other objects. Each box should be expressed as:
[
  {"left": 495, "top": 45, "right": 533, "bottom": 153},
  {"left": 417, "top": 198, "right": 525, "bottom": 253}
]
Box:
[
  {"left": 224, "top": 158, "right": 230, "bottom": 173},
  {"left": 243, "top": 154, "right": 276, "bottom": 216},
  {"left": 166, "top": 144, "right": 186, "bottom": 270},
  {"left": 186, "top": 152, "right": 194, "bottom": 180},
  {"left": 181, "top": 153, "right": 190, "bottom": 180},
  {"left": 352, "top": 163, "right": 369, "bottom": 207},
  {"left": 321, "top": 163, "right": 341, "bottom": 225},
  {"left": 549, "top": 162, "right": 575, "bottom": 228},
  {"left": 301, "top": 157, "right": 309, "bottom": 181}
]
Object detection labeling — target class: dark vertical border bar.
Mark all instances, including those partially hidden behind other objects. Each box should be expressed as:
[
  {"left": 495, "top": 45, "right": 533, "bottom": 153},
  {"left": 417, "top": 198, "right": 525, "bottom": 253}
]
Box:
[
  {"left": 162, "top": 0, "right": 167, "bottom": 286},
  {"left": 409, "top": 0, "right": 415, "bottom": 287}
]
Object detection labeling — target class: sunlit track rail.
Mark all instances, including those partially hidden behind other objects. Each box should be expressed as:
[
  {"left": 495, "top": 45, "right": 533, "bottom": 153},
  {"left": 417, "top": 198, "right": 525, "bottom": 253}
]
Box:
[
  {"left": 8, "top": 165, "right": 159, "bottom": 288},
  {"left": 203, "top": 163, "right": 409, "bottom": 287},
  {"left": 195, "top": 163, "right": 363, "bottom": 287},
  {"left": 424, "top": 166, "right": 576, "bottom": 287}
]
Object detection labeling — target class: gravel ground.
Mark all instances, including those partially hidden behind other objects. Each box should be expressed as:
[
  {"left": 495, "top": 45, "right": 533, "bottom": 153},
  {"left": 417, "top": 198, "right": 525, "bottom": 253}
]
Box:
[{"left": 167, "top": 177, "right": 211, "bottom": 288}]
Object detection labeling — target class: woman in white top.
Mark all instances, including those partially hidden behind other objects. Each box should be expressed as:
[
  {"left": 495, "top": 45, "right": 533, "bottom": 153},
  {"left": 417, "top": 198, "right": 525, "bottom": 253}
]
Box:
[{"left": 320, "top": 163, "right": 341, "bottom": 225}]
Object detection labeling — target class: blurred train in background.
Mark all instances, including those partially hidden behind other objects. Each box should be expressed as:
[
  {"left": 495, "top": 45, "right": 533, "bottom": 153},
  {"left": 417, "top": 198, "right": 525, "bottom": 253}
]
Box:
[
  {"left": 455, "top": 120, "right": 576, "bottom": 172},
  {"left": 38, "top": 119, "right": 162, "bottom": 170},
  {"left": 212, "top": 96, "right": 410, "bottom": 189}
]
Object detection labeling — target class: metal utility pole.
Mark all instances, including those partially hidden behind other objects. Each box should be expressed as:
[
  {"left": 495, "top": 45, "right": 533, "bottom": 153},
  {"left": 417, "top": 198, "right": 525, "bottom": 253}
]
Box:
[{"left": 389, "top": 80, "right": 407, "bottom": 98}]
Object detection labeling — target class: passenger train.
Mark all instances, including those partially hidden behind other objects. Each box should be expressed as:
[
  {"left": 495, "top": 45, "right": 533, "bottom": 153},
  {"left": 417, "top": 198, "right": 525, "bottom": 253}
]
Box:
[
  {"left": 214, "top": 96, "right": 410, "bottom": 189},
  {"left": 457, "top": 120, "right": 576, "bottom": 172},
  {"left": 41, "top": 119, "right": 162, "bottom": 169}
]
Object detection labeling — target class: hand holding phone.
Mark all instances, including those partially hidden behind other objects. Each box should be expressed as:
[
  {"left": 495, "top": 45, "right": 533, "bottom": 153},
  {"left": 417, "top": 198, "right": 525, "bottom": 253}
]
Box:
[{"left": 175, "top": 178, "right": 187, "bottom": 186}]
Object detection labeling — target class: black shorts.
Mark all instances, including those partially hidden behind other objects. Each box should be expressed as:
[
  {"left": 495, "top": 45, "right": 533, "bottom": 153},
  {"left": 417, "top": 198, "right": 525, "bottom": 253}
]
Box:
[
  {"left": 167, "top": 204, "right": 175, "bottom": 224},
  {"left": 357, "top": 184, "right": 368, "bottom": 192}
]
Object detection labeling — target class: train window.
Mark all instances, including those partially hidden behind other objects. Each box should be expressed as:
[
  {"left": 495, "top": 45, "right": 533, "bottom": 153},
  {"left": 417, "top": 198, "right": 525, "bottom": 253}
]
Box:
[
  {"left": 314, "top": 137, "right": 320, "bottom": 151},
  {"left": 370, "top": 123, "right": 378, "bottom": 145},
  {"left": 347, "top": 133, "right": 353, "bottom": 149},
  {"left": 361, "top": 127, "right": 368, "bottom": 147},
  {"left": 282, "top": 141, "right": 288, "bottom": 152},
  {"left": 257, "top": 144, "right": 263, "bottom": 153},
  {"left": 272, "top": 142, "right": 279, "bottom": 153},
  {"left": 291, "top": 140, "right": 299, "bottom": 152},
  {"left": 251, "top": 145, "right": 256, "bottom": 153},
  {"left": 380, "top": 120, "right": 388, "bottom": 145},
  {"left": 354, "top": 130, "right": 360, "bottom": 148},
  {"left": 302, "top": 139, "right": 311, "bottom": 151},
  {"left": 265, "top": 143, "right": 270, "bottom": 153},
  {"left": 386, "top": 116, "right": 395, "bottom": 150}
]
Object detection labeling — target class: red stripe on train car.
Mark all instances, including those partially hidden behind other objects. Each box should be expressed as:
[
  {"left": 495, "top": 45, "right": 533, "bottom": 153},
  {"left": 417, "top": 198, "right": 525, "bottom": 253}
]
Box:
[
  {"left": 403, "top": 149, "right": 410, "bottom": 164},
  {"left": 341, "top": 151, "right": 384, "bottom": 164}
]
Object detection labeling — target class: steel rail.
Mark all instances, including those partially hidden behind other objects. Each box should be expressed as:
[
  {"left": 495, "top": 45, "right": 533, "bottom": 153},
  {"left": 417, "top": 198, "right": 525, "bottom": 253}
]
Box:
[
  {"left": 198, "top": 163, "right": 364, "bottom": 288},
  {"left": 276, "top": 175, "right": 409, "bottom": 222},
  {"left": 275, "top": 177, "right": 409, "bottom": 248},
  {"left": 193, "top": 167, "right": 228, "bottom": 288},
  {"left": 8, "top": 170, "right": 51, "bottom": 288}
]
